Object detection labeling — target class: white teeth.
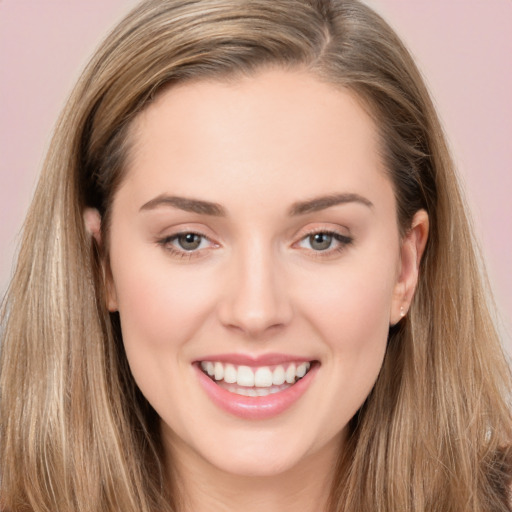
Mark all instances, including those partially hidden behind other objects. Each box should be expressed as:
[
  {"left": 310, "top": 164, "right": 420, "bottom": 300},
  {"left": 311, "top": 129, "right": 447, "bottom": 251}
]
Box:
[
  {"left": 201, "top": 361, "right": 215, "bottom": 377},
  {"left": 214, "top": 362, "right": 224, "bottom": 381},
  {"left": 224, "top": 364, "right": 237, "bottom": 384},
  {"left": 272, "top": 366, "right": 286, "bottom": 385},
  {"left": 236, "top": 387, "right": 258, "bottom": 397},
  {"left": 201, "top": 360, "right": 313, "bottom": 388},
  {"left": 296, "top": 362, "right": 308, "bottom": 378},
  {"left": 237, "top": 365, "right": 255, "bottom": 387},
  {"left": 227, "top": 385, "right": 288, "bottom": 397},
  {"left": 254, "top": 367, "right": 273, "bottom": 387},
  {"left": 285, "top": 364, "right": 296, "bottom": 384}
]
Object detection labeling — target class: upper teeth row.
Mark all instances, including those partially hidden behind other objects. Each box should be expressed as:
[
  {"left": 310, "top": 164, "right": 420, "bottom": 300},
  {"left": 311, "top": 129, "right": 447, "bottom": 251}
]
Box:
[{"left": 200, "top": 361, "right": 311, "bottom": 388}]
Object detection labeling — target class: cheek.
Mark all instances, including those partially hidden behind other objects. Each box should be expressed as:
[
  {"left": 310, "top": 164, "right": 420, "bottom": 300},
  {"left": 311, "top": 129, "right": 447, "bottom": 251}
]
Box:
[
  {"left": 295, "top": 248, "right": 397, "bottom": 399},
  {"left": 108, "top": 240, "right": 219, "bottom": 361},
  {"left": 325, "top": 286, "right": 390, "bottom": 351},
  {"left": 109, "top": 250, "right": 223, "bottom": 420},
  {"left": 318, "top": 283, "right": 391, "bottom": 390},
  {"left": 306, "top": 266, "right": 394, "bottom": 422},
  {"left": 299, "top": 260, "right": 395, "bottom": 345}
]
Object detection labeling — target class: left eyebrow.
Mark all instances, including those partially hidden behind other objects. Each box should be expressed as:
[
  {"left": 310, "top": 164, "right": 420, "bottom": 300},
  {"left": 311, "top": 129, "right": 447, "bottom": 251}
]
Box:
[{"left": 288, "top": 193, "right": 374, "bottom": 216}]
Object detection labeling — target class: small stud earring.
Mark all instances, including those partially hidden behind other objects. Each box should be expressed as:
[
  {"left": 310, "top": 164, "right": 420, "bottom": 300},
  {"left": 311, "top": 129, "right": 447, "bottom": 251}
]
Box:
[{"left": 400, "top": 306, "right": 406, "bottom": 318}]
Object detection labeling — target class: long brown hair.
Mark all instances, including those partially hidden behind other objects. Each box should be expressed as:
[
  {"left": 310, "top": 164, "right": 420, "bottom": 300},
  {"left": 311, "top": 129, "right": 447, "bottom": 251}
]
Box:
[{"left": 1, "top": 1, "right": 511, "bottom": 510}]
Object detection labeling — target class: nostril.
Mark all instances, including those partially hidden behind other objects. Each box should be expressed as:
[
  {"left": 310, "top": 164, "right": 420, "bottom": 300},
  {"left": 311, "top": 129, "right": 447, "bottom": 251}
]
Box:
[{"left": 218, "top": 295, "right": 293, "bottom": 337}]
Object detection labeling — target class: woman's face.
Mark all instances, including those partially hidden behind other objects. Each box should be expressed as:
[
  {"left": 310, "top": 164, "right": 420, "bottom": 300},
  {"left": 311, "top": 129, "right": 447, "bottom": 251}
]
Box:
[{"left": 105, "top": 69, "right": 425, "bottom": 478}]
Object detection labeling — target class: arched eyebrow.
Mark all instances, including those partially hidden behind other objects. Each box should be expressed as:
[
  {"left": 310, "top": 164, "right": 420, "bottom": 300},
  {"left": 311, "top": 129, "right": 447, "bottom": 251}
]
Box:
[
  {"left": 140, "top": 195, "right": 226, "bottom": 216},
  {"left": 288, "top": 193, "right": 374, "bottom": 216},
  {"left": 140, "top": 192, "right": 373, "bottom": 217}
]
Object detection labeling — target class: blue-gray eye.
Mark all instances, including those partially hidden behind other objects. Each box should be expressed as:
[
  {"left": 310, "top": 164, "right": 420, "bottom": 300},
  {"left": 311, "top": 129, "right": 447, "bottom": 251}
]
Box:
[
  {"left": 308, "top": 232, "right": 333, "bottom": 251},
  {"left": 176, "top": 233, "right": 203, "bottom": 251}
]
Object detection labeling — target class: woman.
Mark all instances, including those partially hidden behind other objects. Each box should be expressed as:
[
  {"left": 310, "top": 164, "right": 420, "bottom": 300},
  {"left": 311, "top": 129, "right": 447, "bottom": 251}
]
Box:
[{"left": 1, "top": 0, "right": 511, "bottom": 510}]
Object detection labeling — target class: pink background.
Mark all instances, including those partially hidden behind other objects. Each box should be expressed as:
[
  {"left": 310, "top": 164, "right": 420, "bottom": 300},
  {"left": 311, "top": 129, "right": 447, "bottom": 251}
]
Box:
[{"left": 1, "top": 1, "right": 511, "bottom": 349}]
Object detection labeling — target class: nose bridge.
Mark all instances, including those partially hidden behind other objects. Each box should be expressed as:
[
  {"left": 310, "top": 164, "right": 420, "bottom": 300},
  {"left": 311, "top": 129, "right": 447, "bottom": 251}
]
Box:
[{"left": 219, "top": 234, "right": 292, "bottom": 335}]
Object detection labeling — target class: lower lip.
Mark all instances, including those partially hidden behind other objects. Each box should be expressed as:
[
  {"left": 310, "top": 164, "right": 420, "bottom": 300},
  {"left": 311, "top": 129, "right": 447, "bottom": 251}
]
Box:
[{"left": 194, "top": 363, "right": 318, "bottom": 420}]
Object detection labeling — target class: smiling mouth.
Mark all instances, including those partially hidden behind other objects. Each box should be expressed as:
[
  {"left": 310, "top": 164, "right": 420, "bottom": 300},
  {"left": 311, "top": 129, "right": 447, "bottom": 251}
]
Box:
[{"left": 199, "top": 361, "right": 316, "bottom": 397}]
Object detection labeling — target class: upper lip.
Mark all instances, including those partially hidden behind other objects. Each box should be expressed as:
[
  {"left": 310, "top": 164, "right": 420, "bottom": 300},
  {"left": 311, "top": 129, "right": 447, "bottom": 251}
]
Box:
[{"left": 194, "top": 353, "right": 316, "bottom": 367}]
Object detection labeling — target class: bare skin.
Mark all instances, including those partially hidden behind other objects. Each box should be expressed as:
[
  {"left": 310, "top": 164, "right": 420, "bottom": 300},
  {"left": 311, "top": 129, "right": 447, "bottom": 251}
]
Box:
[{"left": 87, "top": 68, "right": 428, "bottom": 511}]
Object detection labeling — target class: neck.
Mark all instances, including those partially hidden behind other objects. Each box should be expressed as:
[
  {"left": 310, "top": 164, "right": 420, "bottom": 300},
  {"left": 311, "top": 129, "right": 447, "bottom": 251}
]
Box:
[{"left": 165, "top": 432, "right": 342, "bottom": 512}]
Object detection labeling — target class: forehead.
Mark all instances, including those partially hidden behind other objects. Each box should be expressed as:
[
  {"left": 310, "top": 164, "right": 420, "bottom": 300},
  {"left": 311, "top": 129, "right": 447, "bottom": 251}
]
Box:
[{"left": 119, "top": 68, "right": 392, "bottom": 215}]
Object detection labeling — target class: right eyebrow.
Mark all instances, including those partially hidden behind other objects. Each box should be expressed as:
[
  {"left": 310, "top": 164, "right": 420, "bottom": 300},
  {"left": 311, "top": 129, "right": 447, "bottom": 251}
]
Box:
[{"left": 139, "top": 194, "right": 226, "bottom": 216}]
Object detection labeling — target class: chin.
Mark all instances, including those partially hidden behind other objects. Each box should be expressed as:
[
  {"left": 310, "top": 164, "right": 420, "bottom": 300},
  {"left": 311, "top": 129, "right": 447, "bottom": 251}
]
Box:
[
  {"left": 205, "top": 449, "right": 310, "bottom": 478},
  {"left": 183, "top": 422, "right": 342, "bottom": 480}
]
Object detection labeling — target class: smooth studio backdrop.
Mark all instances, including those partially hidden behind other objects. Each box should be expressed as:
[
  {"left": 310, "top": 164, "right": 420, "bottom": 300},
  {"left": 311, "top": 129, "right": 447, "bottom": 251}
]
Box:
[{"left": 1, "top": 0, "right": 511, "bottom": 348}]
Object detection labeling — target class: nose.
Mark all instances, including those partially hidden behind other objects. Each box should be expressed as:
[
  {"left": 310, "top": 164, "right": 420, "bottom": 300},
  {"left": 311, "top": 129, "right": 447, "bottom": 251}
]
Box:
[{"left": 217, "top": 238, "right": 293, "bottom": 337}]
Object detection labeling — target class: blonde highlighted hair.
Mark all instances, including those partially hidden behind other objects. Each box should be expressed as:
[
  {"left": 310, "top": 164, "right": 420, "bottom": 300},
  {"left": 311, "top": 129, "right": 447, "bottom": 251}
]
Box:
[{"left": 1, "top": 0, "right": 511, "bottom": 510}]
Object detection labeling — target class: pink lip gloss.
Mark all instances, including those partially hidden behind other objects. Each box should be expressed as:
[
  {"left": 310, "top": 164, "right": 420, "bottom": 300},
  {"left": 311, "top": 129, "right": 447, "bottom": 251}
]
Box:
[{"left": 194, "top": 361, "right": 318, "bottom": 420}]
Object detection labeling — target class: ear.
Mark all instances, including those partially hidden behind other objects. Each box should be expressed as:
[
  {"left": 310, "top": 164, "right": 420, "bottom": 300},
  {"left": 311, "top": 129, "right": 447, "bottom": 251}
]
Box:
[
  {"left": 83, "top": 208, "right": 118, "bottom": 312},
  {"left": 84, "top": 207, "right": 102, "bottom": 242},
  {"left": 390, "top": 209, "right": 429, "bottom": 325}
]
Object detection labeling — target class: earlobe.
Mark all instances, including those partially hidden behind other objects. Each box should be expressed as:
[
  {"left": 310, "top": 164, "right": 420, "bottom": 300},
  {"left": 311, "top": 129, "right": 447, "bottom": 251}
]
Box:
[
  {"left": 390, "top": 209, "right": 429, "bottom": 325},
  {"left": 83, "top": 207, "right": 119, "bottom": 312},
  {"left": 84, "top": 207, "right": 102, "bottom": 243},
  {"left": 106, "top": 283, "right": 119, "bottom": 312}
]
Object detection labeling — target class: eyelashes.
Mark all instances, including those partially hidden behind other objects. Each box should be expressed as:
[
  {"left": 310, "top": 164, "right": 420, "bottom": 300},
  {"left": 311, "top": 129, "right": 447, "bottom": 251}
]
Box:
[
  {"left": 157, "top": 231, "right": 217, "bottom": 260},
  {"left": 157, "top": 228, "right": 353, "bottom": 261},
  {"left": 295, "top": 229, "right": 353, "bottom": 255}
]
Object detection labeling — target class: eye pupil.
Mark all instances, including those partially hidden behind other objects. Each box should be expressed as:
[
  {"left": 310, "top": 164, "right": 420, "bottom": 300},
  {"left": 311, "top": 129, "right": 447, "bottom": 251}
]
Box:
[
  {"left": 310, "top": 233, "right": 332, "bottom": 251},
  {"left": 178, "top": 233, "right": 202, "bottom": 250}
]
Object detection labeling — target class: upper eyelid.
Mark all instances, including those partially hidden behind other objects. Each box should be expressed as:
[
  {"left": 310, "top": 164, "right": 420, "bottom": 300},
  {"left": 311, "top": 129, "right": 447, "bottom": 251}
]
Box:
[
  {"left": 161, "top": 231, "right": 217, "bottom": 247},
  {"left": 292, "top": 224, "right": 352, "bottom": 241},
  {"left": 163, "top": 230, "right": 211, "bottom": 240},
  {"left": 158, "top": 226, "right": 217, "bottom": 242},
  {"left": 295, "top": 230, "right": 353, "bottom": 246},
  {"left": 299, "top": 226, "right": 350, "bottom": 236}
]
